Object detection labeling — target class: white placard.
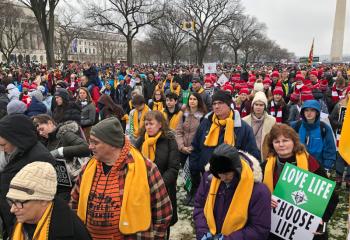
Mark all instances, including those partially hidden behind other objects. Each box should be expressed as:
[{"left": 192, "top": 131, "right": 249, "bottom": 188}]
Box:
[
  {"left": 204, "top": 63, "right": 217, "bottom": 74},
  {"left": 271, "top": 196, "right": 321, "bottom": 240},
  {"left": 217, "top": 74, "right": 229, "bottom": 86}
]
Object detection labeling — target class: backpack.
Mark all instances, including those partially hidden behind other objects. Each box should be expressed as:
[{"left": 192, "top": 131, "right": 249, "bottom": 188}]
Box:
[{"left": 293, "top": 120, "right": 327, "bottom": 139}]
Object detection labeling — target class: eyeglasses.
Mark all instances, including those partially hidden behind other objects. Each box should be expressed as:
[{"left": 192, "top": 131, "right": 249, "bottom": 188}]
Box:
[{"left": 7, "top": 198, "right": 30, "bottom": 209}]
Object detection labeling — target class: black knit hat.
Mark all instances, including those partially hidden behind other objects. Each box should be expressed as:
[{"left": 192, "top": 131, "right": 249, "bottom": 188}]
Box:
[
  {"left": 209, "top": 144, "right": 242, "bottom": 179},
  {"left": 211, "top": 90, "right": 232, "bottom": 106},
  {"left": 54, "top": 88, "right": 69, "bottom": 102}
]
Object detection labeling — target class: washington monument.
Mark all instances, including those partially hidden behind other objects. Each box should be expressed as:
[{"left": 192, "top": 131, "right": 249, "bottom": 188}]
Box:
[{"left": 330, "top": 0, "right": 347, "bottom": 62}]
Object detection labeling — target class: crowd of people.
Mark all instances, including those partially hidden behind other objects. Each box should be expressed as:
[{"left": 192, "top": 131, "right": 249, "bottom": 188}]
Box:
[{"left": 0, "top": 61, "right": 349, "bottom": 239}]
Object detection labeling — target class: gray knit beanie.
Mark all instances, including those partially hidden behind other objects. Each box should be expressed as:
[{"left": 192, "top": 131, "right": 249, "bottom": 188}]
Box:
[
  {"left": 90, "top": 117, "right": 125, "bottom": 147},
  {"left": 7, "top": 100, "right": 27, "bottom": 115},
  {"left": 29, "top": 90, "right": 44, "bottom": 102}
]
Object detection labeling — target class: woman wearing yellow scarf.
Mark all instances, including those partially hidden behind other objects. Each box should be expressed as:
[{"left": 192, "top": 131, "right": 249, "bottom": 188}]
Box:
[
  {"left": 135, "top": 111, "right": 180, "bottom": 239},
  {"left": 7, "top": 162, "right": 91, "bottom": 240},
  {"left": 149, "top": 89, "right": 166, "bottom": 112},
  {"left": 261, "top": 124, "right": 339, "bottom": 240},
  {"left": 193, "top": 144, "right": 271, "bottom": 239}
]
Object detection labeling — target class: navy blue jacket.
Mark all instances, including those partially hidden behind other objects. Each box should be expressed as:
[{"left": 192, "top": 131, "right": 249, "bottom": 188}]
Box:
[
  {"left": 189, "top": 111, "right": 260, "bottom": 173},
  {"left": 26, "top": 97, "right": 47, "bottom": 117}
]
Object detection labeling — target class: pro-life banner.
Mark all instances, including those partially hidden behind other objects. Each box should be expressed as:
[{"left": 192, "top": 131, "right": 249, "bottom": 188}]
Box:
[
  {"left": 271, "top": 163, "right": 335, "bottom": 240},
  {"left": 203, "top": 63, "right": 217, "bottom": 74}
]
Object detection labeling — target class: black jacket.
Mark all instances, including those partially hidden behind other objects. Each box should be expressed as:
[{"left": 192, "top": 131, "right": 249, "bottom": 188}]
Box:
[
  {"left": 48, "top": 197, "right": 92, "bottom": 240},
  {"left": 135, "top": 132, "right": 180, "bottom": 225},
  {"left": 0, "top": 114, "right": 55, "bottom": 238},
  {"left": 45, "top": 121, "right": 90, "bottom": 159},
  {"left": 143, "top": 78, "right": 157, "bottom": 102}
]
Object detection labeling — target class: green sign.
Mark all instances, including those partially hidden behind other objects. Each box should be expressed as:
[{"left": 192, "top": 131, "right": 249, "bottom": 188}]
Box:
[
  {"left": 270, "top": 163, "right": 336, "bottom": 240},
  {"left": 274, "top": 163, "right": 335, "bottom": 217}
]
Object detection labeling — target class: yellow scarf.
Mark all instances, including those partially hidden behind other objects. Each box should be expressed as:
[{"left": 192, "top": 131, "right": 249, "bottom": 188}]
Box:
[
  {"left": 129, "top": 100, "right": 133, "bottom": 110},
  {"left": 263, "top": 151, "right": 309, "bottom": 193},
  {"left": 133, "top": 105, "right": 149, "bottom": 138},
  {"left": 197, "top": 87, "right": 205, "bottom": 94},
  {"left": 155, "top": 84, "right": 164, "bottom": 93},
  {"left": 167, "top": 111, "right": 183, "bottom": 130},
  {"left": 77, "top": 146, "right": 151, "bottom": 234},
  {"left": 153, "top": 101, "right": 164, "bottom": 112},
  {"left": 204, "top": 159, "right": 254, "bottom": 235},
  {"left": 13, "top": 202, "right": 53, "bottom": 240},
  {"left": 141, "top": 131, "right": 162, "bottom": 161},
  {"left": 204, "top": 111, "right": 235, "bottom": 147},
  {"left": 170, "top": 83, "right": 181, "bottom": 96}
]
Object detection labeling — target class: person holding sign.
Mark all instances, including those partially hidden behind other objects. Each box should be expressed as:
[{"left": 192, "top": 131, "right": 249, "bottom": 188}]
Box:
[
  {"left": 193, "top": 144, "right": 271, "bottom": 240},
  {"left": 262, "top": 124, "right": 339, "bottom": 240},
  {"left": 0, "top": 114, "right": 55, "bottom": 240}
]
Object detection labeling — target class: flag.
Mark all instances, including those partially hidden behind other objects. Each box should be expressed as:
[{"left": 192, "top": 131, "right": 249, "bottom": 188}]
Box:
[
  {"left": 307, "top": 38, "right": 314, "bottom": 65},
  {"left": 338, "top": 99, "right": 350, "bottom": 165},
  {"left": 71, "top": 38, "right": 78, "bottom": 53}
]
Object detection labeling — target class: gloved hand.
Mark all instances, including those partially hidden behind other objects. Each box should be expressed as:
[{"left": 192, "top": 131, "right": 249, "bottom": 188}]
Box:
[
  {"left": 201, "top": 232, "right": 214, "bottom": 240},
  {"left": 50, "top": 147, "right": 64, "bottom": 158}
]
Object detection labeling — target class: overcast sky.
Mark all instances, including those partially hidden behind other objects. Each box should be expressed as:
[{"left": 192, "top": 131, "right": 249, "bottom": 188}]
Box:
[{"left": 241, "top": 0, "right": 350, "bottom": 57}]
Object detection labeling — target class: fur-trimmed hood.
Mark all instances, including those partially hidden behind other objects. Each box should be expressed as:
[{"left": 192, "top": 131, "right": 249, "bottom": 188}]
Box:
[
  {"left": 204, "top": 149, "right": 263, "bottom": 182},
  {"left": 56, "top": 120, "right": 80, "bottom": 139}
]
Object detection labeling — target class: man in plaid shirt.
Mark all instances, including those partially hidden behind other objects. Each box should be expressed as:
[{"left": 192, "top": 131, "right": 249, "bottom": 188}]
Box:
[{"left": 69, "top": 117, "right": 172, "bottom": 239}]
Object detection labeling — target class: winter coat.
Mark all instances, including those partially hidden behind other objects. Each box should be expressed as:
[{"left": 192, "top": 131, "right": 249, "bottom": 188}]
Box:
[
  {"left": 290, "top": 100, "right": 336, "bottom": 170},
  {"left": 329, "top": 100, "right": 347, "bottom": 131},
  {"left": 45, "top": 121, "right": 90, "bottom": 159},
  {"left": 26, "top": 96, "right": 47, "bottom": 117},
  {"left": 10, "top": 197, "right": 92, "bottom": 240},
  {"left": 0, "top": 114, "right": 55, "bottom": 238},
  {"left": 261, "top": 154, "right": 339, "bottom": 240},
  {"left": 243, "top": 112, "right": 276, "bottom": 160},
  {"left": 135, "top": 133, "right": 180, "bottom": 226},
  {"left": 115, "top": 83, "right": 132, "bottom": 112},
  {"left": 194, "top": 150, "right": 271, "bottom": 240},
  {"left": 53, "top": 101, "right": 82, "bottom": 125},
  {"left": 287, "top": 103, "right": 301, "bottom": 122},
  {"left": 175, "top": 110, "right": 203, "bottom": 151},
  {"left": 199, "top": 90, "right": 212, "bottom": 112},
  {"left": 190, "top": 110, "right": 260, "bottom": 173},
  {"left": 0, "top": 93, "right": 9, "bottom": 119},
  {"left": 80, "top": 101, "right": 96, "bottom": 127},
  {"left": 6, "top": 83, "right": 20, "bottom": 101},
  {"left": 143, "top": 78, "right": 157, "bottom": 102}
]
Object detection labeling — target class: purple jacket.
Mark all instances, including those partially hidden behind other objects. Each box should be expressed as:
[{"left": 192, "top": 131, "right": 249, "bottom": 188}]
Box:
[{"left": 193, "top": 172, "right": 271, "bottom": 240}]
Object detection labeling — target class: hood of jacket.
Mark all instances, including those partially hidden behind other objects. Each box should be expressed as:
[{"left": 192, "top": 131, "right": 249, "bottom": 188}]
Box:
[
  {"left": 205, "top": 147, "right": 262, "bottom": 183},
  {"left": 0, "top": 114, "right": 37, "bottom": 152},
  {"left": 300, "top": 100, "right": 321, "bottom": 122},
  {"left": 56, "top": 120, "right": 80, "bottom": 139}
]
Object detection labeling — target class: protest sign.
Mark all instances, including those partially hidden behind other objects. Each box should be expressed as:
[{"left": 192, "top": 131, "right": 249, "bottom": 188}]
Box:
[
  {"left": 54, "top": 159, "right": 73, "bottom": 187},
  {"left": 271, "top": 163, "right": 335, "bottom": 240},
  {"left": 204, "top": 63, "right": 217, "bottom": 74},
  {"left": 217, "top": 74, "right": 229, "bottom": 86}
]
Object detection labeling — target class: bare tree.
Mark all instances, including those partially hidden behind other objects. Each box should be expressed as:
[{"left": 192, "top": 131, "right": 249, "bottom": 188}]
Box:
[
  {"left": 150, "top": 8, "right": 187, "bottom": 65},
  {"left": 177, "top": 0, "right": 241, "bottom": 65},
  {"left": 220, "top": 15, "right": 266, "bottom": 64},
  {"left": 84, "top": 0, "right": 166, "bottom": 66},
  {"left": 55, "top": 6, "right": 84, "bottom": 66},
  {"left": 0, "top": 1, "right": 28, "bottom": 65},
  {"left": 20, "top": 0, "right": 60, "bottom": 68}
]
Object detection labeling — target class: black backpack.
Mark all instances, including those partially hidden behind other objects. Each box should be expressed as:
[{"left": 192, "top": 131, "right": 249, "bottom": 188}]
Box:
[{"left": 293, "top": 120, "right": 327, "bottom": 139}]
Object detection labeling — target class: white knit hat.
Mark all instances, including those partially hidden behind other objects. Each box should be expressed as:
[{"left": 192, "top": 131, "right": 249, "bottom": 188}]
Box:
[
  {"left": 252, "top": 91, "right": 268, "bottom": 107},
  {"left": 253, "top": 82, "right": 264, "bottom": 92},
  {"left": 7, "top": 162, "right": 57, "bottom": 201}
]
